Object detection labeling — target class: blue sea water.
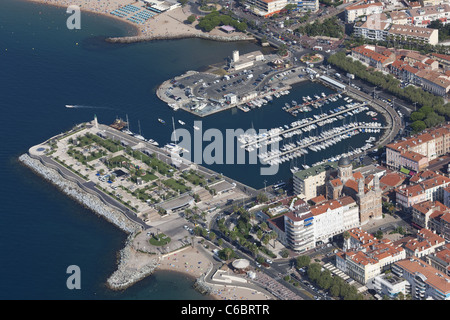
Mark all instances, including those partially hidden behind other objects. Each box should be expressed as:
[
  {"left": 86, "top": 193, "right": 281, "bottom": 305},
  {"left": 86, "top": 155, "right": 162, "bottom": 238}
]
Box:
[{"left": 0, "top": 0, "right": 382, "bottom": 299}]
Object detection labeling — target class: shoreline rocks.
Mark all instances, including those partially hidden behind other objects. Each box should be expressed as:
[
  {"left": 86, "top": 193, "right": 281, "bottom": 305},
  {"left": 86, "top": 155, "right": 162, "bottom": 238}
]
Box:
[
  {"left": 106, "top": 33, "right": 255, "bottom": 44},
  {"left": 18, "top": 153, "right": 140, "bottom": 234},
  {"left": 105, "top": 233, "right": 159, "bottom": 291},
  {"left": 18, "top": 153, "right": 158, "bottom": 290}
]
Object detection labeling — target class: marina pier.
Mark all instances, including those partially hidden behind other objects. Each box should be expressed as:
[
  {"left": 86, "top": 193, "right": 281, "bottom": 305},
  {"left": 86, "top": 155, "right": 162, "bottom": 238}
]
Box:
[
  {"left": 256, "top": 122, "right": 385, "bottom": 166},
  {"left": 238, "top": 102, "right": 372, "bottom": 150}
]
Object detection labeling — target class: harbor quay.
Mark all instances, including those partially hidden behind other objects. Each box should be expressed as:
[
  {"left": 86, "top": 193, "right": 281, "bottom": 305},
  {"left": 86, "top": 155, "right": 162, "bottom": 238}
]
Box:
[
  {"left": 156, "top": 49, "right": 309, "bottom": 117},
  {"left": 19, "top": 118, "right": 270, "bottom": 291},
  {"left": 22, "top": 119, "right": 258, "bottom": 228}
]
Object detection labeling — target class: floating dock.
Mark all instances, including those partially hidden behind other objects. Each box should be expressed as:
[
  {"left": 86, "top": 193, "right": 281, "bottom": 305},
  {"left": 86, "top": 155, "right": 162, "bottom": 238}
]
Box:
[{"left": 238, "top": 102, "right": 369, "bottom": 150}]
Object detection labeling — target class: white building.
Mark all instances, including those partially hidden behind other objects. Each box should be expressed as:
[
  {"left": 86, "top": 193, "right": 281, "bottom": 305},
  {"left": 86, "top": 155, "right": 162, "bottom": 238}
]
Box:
[
  {"left": 284, "top": 208, "right": 315, "bottom": 252},
  {"left": 229, "top": 50, "right": 265, "bottom": 71},
  {"left": 392, "top": 258, "right": 450, "bottom": 300},
  {"left": 353, "top": 14, "right": 390, "bottom": 41},
  {"left": 372, "top": 273, "right": 410, "bottom": 299},
  {"left": 345, "top": 1, "right": 384, "bottom": 23},
  {"left": 337, "top": 228, "right": 406, "bottom": 284},
  {"left": 407, "top": 4, "right": 450, "bottom": 27},
  {"left": 293, "top": 162, "right": 337, "bottom": 201},
  {"left": 246, "top": 0, "right": 288, "bottom": 17},
  {"left": 287, "top": 0, "right": 319, "bottom": 12},
  {"left": 310, "top": 197, "right": 360, "bottom": 244}
]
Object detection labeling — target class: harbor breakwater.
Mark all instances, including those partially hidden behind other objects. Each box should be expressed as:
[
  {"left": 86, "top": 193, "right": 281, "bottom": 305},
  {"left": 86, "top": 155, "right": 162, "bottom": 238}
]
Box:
[
  {"left": 18, "top": 153, "right": 140, "bottom": 234},
  {"left": 105, "top": 234, "right": 159, "bottom": 291},
  {"left": 106, "top": 33, "right": 255, "bottom": 44},
  {"left": 18, "top": 153, "right": 160, "bottom": 290}
]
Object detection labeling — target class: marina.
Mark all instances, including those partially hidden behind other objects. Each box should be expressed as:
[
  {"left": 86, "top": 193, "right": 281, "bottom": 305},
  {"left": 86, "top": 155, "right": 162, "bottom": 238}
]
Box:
[
  {"left": 282, "top": 92, "right": 342, "bottom": 116},
  {"left": 238, "top": 101, "right": 373, "bottom": 149},
  {"left": 257, "top": 121, "right": 383, "bottom": 166}
]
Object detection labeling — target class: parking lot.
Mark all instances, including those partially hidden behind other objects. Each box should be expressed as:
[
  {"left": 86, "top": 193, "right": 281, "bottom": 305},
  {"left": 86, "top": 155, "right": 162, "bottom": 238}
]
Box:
[{"left": 158, "top": 51, "right": 309, "bottom": 116}]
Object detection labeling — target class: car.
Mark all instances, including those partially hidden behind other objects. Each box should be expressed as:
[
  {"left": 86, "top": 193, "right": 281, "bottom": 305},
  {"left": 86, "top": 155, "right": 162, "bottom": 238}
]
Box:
[{"left": 266, "top": 259, "right": 273, "bottom": 264}]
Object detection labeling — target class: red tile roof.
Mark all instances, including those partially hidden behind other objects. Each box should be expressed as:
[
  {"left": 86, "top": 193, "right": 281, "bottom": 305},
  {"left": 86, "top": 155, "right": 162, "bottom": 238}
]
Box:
[
  {"left": 380, "top": 172, "right": 405, "bottom": 187},
  {"left": 352, "top": 45, "right": 390, "bottom": 63}
]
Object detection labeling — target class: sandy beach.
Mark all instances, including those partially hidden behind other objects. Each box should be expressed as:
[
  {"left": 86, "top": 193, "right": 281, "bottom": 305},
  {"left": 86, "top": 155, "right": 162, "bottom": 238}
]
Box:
[
  {"left": 25, "top": 0, "right": 254, "bottom": 41},
  {"left": 154, "top": 242, "right": 274, "bottom": 300}
]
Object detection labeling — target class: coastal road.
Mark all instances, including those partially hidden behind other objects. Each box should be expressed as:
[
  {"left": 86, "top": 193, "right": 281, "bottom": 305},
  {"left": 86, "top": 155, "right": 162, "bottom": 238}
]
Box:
[
  {"left": 40, "top": 155, "right": 148, "bottom": 229},
  {"left": 315, "top": 69, "right": 402, "bottom": 148},
  {"left": 83, "top": 181, "right": 148, "bottom": 229}
]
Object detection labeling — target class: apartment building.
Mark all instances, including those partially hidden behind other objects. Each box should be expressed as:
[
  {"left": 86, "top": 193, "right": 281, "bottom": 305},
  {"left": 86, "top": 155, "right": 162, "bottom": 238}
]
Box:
[
  {"left": 426, "top": 243, "right": 450, "bottom": 276},
  {"left": 345, "top": 1, "right": 384, "bottom": 23},
  {"left": 353, "top": 13, "right": 390, "bottom": 41},
  {"left": 283, "top": 207, "right": 315, "bottom": 252},
  {"left": 247, "top": 0, "right": 288, "bottom": 17},
  {"left": 388, "top": 24, "right": 439, "bottom": 45},
  {"left": 293, "top": 162, "right": 337, "bottom": 201},
  {"left": 416, "top": 69, "right": 450, "bottom": 96},
  {"left": 337, "top": 229, "right": 406, "bottom": 284},
  {"left": 389, "top": 10, "right": 410, "bottom": 25},
  {"left": 407, "top": 4, "right": 450, "bottom": 27},
  {"left": 287, "top": 0, "right": 319, "bottom": 12},
  {"left": 351, "top": 44, "right": 395, "bottom": 70},
  {"left": 396, "top": 172, "right": 450, "bottom": 210},
  {"left": 412, "top": 200, "right": 449, "bottom": 229},
  {"left": 404, "top": 228, "right": 446, "bottom": 258},
  {"left": 392, "top": 257, "right": 450, "bottom": 300},
  {"left": 386, "top": 123, "right": 450, "bottom": 170}
]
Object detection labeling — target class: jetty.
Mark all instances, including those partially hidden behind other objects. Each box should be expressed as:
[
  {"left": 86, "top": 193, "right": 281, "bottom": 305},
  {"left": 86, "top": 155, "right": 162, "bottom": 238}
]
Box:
[
  {"left": 257, "top": 122, "right": 384, "bottom": 165},
  {"left": 238, "top": 102, "right": 370, "bottom": 150}
]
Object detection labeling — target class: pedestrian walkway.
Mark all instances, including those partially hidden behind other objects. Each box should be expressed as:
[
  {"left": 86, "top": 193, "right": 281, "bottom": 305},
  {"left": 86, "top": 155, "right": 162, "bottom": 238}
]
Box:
[{"left": 251, "top": 271, "right": 303, "bottom": 300}]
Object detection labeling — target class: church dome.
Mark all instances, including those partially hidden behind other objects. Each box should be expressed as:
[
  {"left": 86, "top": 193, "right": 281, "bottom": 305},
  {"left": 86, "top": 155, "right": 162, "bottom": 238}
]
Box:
[{"left": 338, "top": 156, "right": 351, "bottom": 167}]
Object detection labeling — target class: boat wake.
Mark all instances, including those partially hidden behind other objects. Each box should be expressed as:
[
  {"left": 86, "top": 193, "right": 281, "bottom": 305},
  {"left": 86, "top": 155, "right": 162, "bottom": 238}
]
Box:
[{"left": 65, "top": 104, "right": 113, "bottom": 110}]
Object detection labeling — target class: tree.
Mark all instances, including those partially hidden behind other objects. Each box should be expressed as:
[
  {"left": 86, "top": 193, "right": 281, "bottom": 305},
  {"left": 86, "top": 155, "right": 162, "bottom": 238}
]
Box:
[
  {"left": 296, "top": 255, "right": 311, "bottom": 269},
  {"left": 409, "top": 111, "right": 425, "bottom": 122},
  {"left": 317, "top": 270, "right": 332, "bottom": 291},
  {"left": 330, "top": 283, "right": 341, "bottom": 297},
  {"left": 343, "top": 231, "right": 351, "bottom": 241},
  {"left": 257, "top": 192, "right": 268, "bottom": 203},
  {"left": 187, "top": 14, "right": 196, "bottom": 24},
  {"left": 219, "top": 247, "right": 234, "bottom": 261},
  {"left": 307, "top": 263, "right": 321, "bottom": 282},
  {"left": 280, "top": 249, "right": 289, "bottom": 258},
  {"left": 375, "top": 230, "right": 384, "bottom": 239},
  {"left": 257, "top": 229, "right": 263, "bottom": 240},
  {"left": 278, "top": 43, "right": 288, "bottom": 56},
  {"left": 410, "top": 120, "right": 427, "bottom": 133}
]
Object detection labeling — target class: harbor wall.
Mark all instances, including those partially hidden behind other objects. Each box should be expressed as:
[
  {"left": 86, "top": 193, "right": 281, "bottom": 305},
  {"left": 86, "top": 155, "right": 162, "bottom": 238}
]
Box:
[
  {"left": 18, "top": 153, "right": 141, "bottom": 234},
  {"left": 18, "top": 152, "right": 163, "bottom": 290},
  {"left": 105, "top": 233, "right": 159, "bottom": 290},
  {"left": 106, "top": 33, "right": 255, "bottom": 44}
]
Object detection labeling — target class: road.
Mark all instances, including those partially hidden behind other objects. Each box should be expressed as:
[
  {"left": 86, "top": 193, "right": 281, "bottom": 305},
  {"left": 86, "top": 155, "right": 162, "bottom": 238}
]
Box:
[
  {"left": 41, "top": 155, "right": 149, "bottom": 229},
  {"left": 210, "top": 209, "right": 331, "bottom": 300}
]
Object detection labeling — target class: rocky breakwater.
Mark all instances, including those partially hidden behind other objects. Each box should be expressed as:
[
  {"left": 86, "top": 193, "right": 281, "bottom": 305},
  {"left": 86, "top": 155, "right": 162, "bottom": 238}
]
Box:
[
  {"left": 18, "top": 153, "right": 140, "bottom": 234},
  {"left": 106, "top": 33, "right": 255, "bottom": 44},
  {"left": 19, "top": 153, "right": 160, "bottom": 290},
  {"left": 106, "top": 233, "right": 159, "bottom": 290}
]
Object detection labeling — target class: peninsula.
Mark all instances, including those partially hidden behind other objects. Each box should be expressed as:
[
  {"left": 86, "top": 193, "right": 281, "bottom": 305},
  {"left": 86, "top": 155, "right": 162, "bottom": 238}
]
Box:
[{"left": 18, "top": 117, "right": 288, "bottom": 300}]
